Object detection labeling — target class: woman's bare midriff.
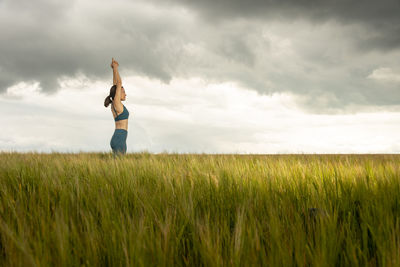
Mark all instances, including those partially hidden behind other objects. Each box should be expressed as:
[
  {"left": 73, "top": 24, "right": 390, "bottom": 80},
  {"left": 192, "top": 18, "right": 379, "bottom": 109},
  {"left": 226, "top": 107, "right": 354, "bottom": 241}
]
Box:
[
  {"left": 111, "top": 106, "right": 128, "bottom": 131},
  {"left": 115, "top": 119, "right": 128, "bottom": 131}
]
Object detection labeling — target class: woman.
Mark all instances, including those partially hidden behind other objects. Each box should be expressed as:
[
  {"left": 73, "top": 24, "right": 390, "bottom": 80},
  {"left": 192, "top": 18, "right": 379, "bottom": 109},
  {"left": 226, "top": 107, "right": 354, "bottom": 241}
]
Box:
[{"left": 104, "top": 58, "right": 130, "bottom": 156}]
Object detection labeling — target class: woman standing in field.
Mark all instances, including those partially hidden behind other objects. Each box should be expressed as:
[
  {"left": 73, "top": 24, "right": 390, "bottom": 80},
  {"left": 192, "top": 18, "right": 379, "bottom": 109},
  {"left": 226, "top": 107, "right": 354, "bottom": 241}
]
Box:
[{"left": 104, "top": 58, "right": 130, "bottom": 156}]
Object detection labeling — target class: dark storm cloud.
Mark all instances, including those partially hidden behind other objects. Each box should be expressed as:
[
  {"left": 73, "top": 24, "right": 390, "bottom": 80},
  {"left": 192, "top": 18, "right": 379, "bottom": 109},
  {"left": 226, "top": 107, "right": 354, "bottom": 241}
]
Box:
[
  {"left": 151, "top": 0, "right": 400, "bottom": 52},
  {"left": 0, "top": 0, "right": 182, "bottom": 93},
  {"left": 1, "top": 0, "right": 400, "bottom": 113},
  {"left": 161, "top": 0, "right": 400, "bottom": 112},
  {"left": 0, "top": 0, "right": 77, "bottom": 93}
]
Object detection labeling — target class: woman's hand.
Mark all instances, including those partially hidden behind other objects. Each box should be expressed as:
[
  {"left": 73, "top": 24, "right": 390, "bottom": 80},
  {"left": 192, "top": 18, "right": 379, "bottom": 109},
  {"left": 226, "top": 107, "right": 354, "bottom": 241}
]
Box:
[{"left": 111, "top": 58, "right": 119, "bottom": 69}]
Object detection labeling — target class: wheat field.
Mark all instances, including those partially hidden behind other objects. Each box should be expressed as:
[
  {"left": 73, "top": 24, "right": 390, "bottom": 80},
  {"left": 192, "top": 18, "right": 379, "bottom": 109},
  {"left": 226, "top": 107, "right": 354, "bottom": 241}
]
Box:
[{"left": 0, "top": 152, "right": 399, "bottom": 266}]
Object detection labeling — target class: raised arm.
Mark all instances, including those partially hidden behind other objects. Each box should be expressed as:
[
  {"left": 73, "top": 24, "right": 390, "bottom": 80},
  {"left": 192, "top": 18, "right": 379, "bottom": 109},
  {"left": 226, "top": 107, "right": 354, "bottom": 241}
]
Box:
[
  {"left": 113, "top": 70, "right": 117, "bottom": 85},
  {"left": 111, "top": 59, "right": 123, "bottom": 112},
  {"left": 111, "top": 57, "right": 120, "bottom": 85},
  {"left": 114, "top": 67, "right": 122, "bottom": 85}
]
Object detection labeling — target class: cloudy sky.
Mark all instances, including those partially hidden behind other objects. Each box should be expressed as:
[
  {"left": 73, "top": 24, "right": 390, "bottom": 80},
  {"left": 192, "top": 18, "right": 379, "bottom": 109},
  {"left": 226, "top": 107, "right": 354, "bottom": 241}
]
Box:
[{"left": 1, "top": 0, "right": 400, "bottom": 153}]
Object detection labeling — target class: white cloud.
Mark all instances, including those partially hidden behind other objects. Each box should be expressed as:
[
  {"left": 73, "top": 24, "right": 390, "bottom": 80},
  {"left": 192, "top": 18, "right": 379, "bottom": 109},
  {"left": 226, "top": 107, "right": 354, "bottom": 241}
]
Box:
[
  {"left": 1, "top": 75, "right": 400, "bottom": 153},
  {"left": 367, "top": 67, "right": 400, "bottom": 83},
  {"left": 4, "top": 81, "right": 41, "bottom": 100}
]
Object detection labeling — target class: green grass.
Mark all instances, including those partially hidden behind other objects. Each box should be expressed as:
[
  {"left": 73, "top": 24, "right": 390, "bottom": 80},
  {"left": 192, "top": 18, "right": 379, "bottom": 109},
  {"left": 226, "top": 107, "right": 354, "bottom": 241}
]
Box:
[{"left": 1, "top": 152, "right": 400, "bottom": 266}]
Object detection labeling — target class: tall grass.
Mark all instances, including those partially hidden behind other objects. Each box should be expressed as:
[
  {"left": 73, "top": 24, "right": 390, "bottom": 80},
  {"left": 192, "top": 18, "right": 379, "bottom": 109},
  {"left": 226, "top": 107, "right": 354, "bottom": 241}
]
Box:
[{"left": 0, "top": 152, "right": 399, "bottom": 266}]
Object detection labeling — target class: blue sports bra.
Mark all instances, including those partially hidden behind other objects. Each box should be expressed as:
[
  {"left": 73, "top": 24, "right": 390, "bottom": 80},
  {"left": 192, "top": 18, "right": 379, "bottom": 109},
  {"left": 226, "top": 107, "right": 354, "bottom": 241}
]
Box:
[{"left": 112, "top": 103, "right": 129, "bottom": 121}]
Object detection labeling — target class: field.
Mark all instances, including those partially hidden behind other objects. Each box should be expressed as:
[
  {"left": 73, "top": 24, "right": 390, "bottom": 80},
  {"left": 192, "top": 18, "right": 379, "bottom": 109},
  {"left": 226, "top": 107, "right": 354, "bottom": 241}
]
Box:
[{"left": 1, "top": 152, "right": 400, "bottom": 266}]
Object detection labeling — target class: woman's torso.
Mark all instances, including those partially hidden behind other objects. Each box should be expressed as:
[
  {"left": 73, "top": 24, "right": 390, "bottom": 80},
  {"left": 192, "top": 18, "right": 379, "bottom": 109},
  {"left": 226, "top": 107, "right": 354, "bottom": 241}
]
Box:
[{"left": 111, "top": 103, "right": 129, "bottom": 130}]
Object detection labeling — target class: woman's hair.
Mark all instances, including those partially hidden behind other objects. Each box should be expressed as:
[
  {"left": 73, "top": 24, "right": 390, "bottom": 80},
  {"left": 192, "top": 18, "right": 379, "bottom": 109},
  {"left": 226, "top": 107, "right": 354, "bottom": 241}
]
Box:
[{"left": 104, "top": 85, "right": 117, "bottom": 107}]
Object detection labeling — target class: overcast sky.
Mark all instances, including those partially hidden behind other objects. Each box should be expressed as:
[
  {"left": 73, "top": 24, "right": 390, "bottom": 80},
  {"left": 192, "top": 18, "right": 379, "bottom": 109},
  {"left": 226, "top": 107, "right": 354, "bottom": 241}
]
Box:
[{"left": 1, "top": 0, "right": 400, "bottom": 153}]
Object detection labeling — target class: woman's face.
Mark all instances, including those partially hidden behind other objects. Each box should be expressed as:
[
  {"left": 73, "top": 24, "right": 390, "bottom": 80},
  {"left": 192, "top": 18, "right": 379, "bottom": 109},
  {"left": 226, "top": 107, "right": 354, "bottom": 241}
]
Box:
[{"left": 121, "top": 87, "right": 127, "bottom": 101}]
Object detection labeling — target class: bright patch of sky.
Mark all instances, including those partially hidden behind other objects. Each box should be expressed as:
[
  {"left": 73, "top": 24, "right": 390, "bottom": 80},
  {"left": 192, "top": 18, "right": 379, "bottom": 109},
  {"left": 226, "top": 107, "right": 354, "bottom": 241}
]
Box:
[{"left": 1, "top": 75, "right": 399, "bottom": 153}]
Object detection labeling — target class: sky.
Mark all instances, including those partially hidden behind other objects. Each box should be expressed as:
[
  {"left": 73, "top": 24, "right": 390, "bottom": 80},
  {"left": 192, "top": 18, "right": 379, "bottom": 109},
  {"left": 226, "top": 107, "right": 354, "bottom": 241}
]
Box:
[{"left": 1, "top": 0, "right": 400, "bottom": 153}]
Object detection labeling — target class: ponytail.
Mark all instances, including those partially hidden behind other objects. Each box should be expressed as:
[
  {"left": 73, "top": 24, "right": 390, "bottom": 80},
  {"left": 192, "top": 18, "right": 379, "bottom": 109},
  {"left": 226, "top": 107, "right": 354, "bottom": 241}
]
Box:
[
  {"left": 104, "top": 95, "right": 112, "bottom": 107},
  {"left": 104, "top": 85, "right": 117, "bottom": 107}
]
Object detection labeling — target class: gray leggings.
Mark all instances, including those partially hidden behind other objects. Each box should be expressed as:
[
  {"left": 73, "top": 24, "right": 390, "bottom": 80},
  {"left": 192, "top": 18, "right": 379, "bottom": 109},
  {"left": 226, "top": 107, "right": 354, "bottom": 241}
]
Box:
[{"left": 110, "top": 129, "right": 127, "bottom": 155}]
